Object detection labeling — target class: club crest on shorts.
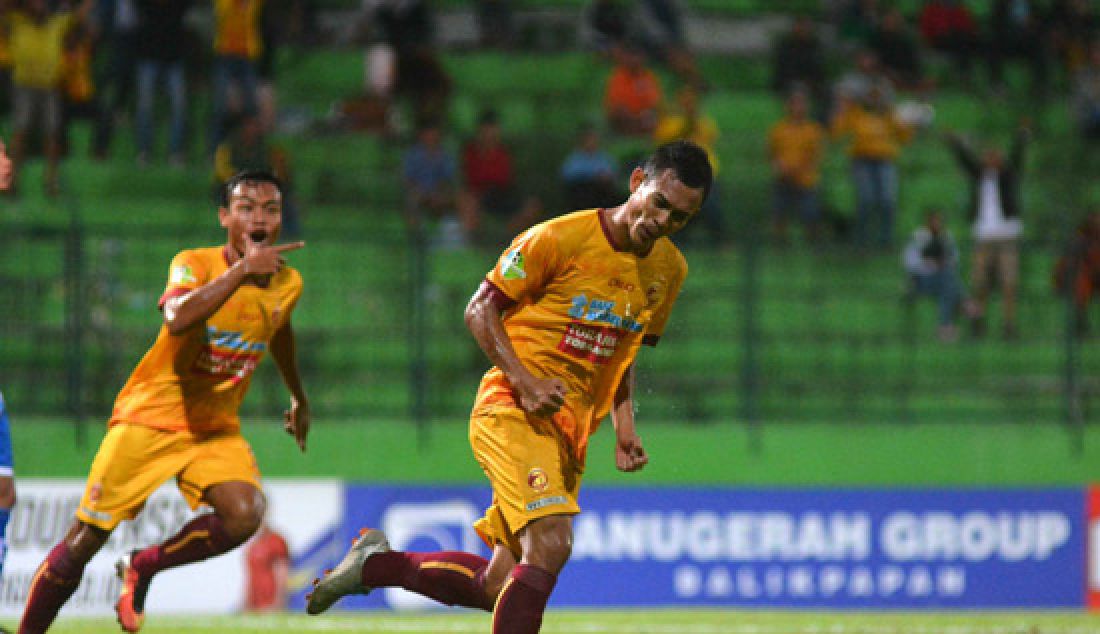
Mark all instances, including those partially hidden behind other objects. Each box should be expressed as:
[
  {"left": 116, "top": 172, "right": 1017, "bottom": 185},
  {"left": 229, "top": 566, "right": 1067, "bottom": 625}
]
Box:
[
  {"left": 527, "top": 467, "right": 548, "bottom": 493},
  {"left": 88, "top": 482, "right": 102, "bottom": 505}
]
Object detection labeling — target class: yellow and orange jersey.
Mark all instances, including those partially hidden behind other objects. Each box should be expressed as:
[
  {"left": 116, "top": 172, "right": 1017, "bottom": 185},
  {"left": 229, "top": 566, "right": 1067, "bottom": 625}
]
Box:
[
  {"left": 768, "top": 116, "right": 826, "bottom": 188},
  {"left": 213, "top": 0, "right": 264, "bottom": 59},
  {"left": 109, "top": 246, "right": 302, "bottom": 435},
  {"left": 8, "top": 10, "right": 73, "bottom": 88},
  {"left": 477, "top": 209, "right": 687, "bottom": 465}
]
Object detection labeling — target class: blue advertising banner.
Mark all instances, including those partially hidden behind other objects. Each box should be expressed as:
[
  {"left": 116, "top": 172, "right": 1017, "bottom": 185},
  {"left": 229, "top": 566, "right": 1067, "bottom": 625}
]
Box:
[{"left": 327, "top": 486, "right": 1084, "bottom": 610}]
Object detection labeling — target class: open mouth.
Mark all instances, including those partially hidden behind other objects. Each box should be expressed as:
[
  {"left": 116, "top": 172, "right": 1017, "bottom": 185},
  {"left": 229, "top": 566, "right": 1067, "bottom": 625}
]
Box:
[{"left": 249, "top": 230, "right": 268, "bottom": 244}]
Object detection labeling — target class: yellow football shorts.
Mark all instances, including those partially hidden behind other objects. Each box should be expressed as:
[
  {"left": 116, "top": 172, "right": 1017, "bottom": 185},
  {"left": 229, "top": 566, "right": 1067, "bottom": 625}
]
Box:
[
  {"left": 76, "top": 423, "right": 261, "bottom": 531},
  {"left": 469, "top": 403, "right": 582, "bottom": 556}
]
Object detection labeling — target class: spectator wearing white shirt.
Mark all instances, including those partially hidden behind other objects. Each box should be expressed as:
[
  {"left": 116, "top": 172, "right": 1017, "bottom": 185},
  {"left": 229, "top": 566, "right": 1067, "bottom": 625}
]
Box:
[{"left": 945, "top": 124, "right": 1031, "bottom": 339}]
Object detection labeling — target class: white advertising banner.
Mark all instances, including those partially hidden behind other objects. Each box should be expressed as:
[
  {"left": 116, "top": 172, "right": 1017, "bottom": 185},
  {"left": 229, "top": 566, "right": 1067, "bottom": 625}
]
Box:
[{"left": 0, "top": 478, "right": 343, "bottom": 617}]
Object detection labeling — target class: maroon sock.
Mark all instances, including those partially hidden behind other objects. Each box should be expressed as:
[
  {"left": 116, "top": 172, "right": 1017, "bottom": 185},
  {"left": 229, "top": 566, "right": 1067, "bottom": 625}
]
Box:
[
  {"left": 361, "top": 551, "right": 493, "bottom": 611},
  {"left": 492, "top": 563, "right": 557, "bottom": 634},
  {"left": 18, "top": 542, "right": 85, "bottom": 634},
  {"left": 131, "top": 513, "right": 236, "bottom": 579}
]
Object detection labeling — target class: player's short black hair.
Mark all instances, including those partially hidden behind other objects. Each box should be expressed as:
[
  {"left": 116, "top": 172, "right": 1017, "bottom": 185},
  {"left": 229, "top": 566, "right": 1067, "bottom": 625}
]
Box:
[
  {"left": 642, "top": 140, "right": 713, "bottom": 203},
  {"left": 220, "top": 169, "right": 284, "bottom": 207}
]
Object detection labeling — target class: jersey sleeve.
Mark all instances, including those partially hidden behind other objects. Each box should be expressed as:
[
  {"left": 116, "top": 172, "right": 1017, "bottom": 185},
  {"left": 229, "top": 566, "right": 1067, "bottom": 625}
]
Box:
[
  {"left": 643, "top": 253, "right": 687, "bottom": 346},
  {"left": 485, "top": 223, "right": 562, "bottom": 303},
  {"left": 158, "top": 250, "right": 210, "bottom": 309}
]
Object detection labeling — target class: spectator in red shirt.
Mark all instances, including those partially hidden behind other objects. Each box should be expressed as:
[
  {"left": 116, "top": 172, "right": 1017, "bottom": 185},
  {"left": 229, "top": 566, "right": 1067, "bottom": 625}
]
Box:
[
  {"left": 243, "top": 521, "right": 290, "bottom": 612},
  {"left": 919, "top": 0, "right": 981, "bottom": 86},
  {"left": 1055, "top": 210, "right": 1100, "bottom": 336},
  {"left": 458, "top": 108, "right": 543, "bottom": 246}
]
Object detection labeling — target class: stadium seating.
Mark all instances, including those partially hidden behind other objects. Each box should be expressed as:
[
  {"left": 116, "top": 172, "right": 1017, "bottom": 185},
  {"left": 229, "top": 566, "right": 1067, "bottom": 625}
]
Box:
[{"left": 1, "top": 45, "right": 1095, "bottom": 426}]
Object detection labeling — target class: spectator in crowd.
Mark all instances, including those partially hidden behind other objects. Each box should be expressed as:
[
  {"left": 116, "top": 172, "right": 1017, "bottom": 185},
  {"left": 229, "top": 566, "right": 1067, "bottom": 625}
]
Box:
[
  {"left": 256, "top": 1, "right": 282, "bottom": 132},
  {"left": 604, "top": 42, "right": 663, "bottom": 137},
  {"left": 655, "top": 83, "right": 724, "bottom": 244},
  {"left": 403, "top": 118, "right": 471, "bottom": 248},
  {"left": 585, "top": 0, "right": 629, "bottom": 54},
  {"left": 476, "top": 0, "right": 513, "bottom": 49},
  {"left": 368, "top": 0, "right": 451, "bottom": 125},
  {"left": 771, "top": 15, "right": 828, "bottom": 121},
  {"left": 869, "top": 8, "right": 928, "bottom": 92},
  {"left": 833, "top": 49, "right": 895, "bottom": 116},
  {"left": 832, "top": 86, "right": 915, "bottom": 248},
  {"left": 0, "top": 1, "right": 13, "bottom": 118},
  {"left": 903, "top": 209, "right": 967, "bottom": 342},
  {"left": 134, "top": 0, "right": 192, "bottom": 166},
  {"left": 919, "top": 0, "right": 981, "bottom": 87},
  {"left": 945, "top": 123, "right": 1031, "bottom": 340},
  {"left": 209, "top": 0, "right": 264, "bottom": 153},
  {"left": 60, "top": 22, "right": 110, "bottom": 159},
  {"left": 768, "top": 90, "right": 826, "bottom": 244},
  {"left": 95, "top": 0, "right": 139, "bottom": 154},
  {"left": 1053, "top": 210, "right": 1100, "bottom": 336},
  {"left": 988, "top": 0, "right": 1048, "bottom": 97},
  {"left": 458, "top": 109, "right": 543, "bottom": 247},
  {"left": 8, "top": 0, "right": 94, "bottom": 196},
  {"left": 243, "top": 519, "right": 290, "bottom": 612},
  {"left": 214, "top": 111, "right": 301, "bottom": 237},
  {"left": 1073, "top": 42, "right": 1100, "bottom": 139},
  {"left": 836, "top": 0, "right": 882, "bottom": 50},
  {"left": 1046, "top": 0, "right": 1098, "bottom": 75},
  {"left": 560, "top": 123, "right": 619, "bottom": 211}
]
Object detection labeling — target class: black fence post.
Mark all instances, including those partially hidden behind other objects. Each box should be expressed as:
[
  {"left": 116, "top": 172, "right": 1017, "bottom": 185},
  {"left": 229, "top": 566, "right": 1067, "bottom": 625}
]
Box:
[
  {"left": 63, "top": 208, "right": 86, "bottom": 446},
  {"left": 408, "top": 221, "right": 429, "bottom": 449}
]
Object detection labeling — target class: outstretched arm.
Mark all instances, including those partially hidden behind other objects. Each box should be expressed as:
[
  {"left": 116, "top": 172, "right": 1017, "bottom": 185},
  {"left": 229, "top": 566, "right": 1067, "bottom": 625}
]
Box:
[
  {"left": 943, "top": 131, "right": 979, "bottom": 174},
  {"left": 611, "top": 363, "right": 648, "bottom": 473},
  {"left": 163, "top": 237, "right": 304, "bottom": 335},
  {"left": 464, "top": 281, "right": 566, "bottom": 419},
  {"left": 270, "top": 319, "right": 309, "bottom": 452}
]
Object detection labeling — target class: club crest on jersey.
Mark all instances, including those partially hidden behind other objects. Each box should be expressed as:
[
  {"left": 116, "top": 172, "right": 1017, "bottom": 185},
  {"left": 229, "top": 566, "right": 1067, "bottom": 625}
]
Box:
[
  {"left": 170, "top": 264, "right": 196, "bottom": 285},
  {"left": 501, "top": 249, "right": 526, "bottom": 280},
  {"left": 527, "top": 468, "right": 549, "bottom": 493}
]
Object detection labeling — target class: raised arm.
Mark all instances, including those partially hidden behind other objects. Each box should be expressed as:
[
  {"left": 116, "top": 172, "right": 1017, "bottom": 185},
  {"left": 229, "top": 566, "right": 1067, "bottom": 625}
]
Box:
[
  {"left": 163, "top": 237, "right": 303, "bottom": 335},
  {"left": 611, "top": 363, "right": 648, "bottom": 473},
  {"left": 1007, "top": 124, "right": 1030, "bottom": 173},
  {"left": 464, "top": 281, "right": 565, "bottom": 419},
  {"left": 943, "top": 131, "right": 980, "bottom": 175},
  {"left": 270, "top": 318, "right": 309, "bottom": 452}
]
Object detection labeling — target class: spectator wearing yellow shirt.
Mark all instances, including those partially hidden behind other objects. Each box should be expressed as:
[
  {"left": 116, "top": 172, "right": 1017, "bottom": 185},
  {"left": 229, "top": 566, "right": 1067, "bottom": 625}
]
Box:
[
  {"left": 0, "top": 0, "right": 13, "bottom": 117},
  {"left": 210, "top": 0, "right": 264, "bottom": 153},
  {"left": 60, "top": 22, "right": 111, "bottom": 159},
  {"left": 831, "top": 87, "right": 915, "bottom": 248},
  {"left": 768, "top": 90, "right": 826, "bottom": 243},
  {"left": 7, "top": 0, "right": 93, "bottom": 196},
  {"left": 654, "top": 84, "right": 724, "bottom": 244}
]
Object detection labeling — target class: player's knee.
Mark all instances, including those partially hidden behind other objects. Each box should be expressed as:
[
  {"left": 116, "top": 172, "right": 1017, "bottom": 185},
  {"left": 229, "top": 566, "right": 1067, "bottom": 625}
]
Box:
[
  {"left": 521, "top": 516, "right": 573, "bottom": 574},
  {"left": 0, "top": 476, "right": 16, "bottom": 509},
  {"left": 218, "top": 492, "right": 266, "bottom": 542}
]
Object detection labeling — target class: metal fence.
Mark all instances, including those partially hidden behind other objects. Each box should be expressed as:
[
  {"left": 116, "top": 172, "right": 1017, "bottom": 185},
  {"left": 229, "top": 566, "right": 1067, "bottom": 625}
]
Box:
[{"left": 0, "top": 214, "right": 1094, "bottom": 443}]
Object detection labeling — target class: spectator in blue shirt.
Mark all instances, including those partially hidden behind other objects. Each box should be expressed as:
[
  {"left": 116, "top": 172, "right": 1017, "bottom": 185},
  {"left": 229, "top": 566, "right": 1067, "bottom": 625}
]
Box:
[
  {"left": 403, "top": 119, "right": 473, "bottom": 247},
  {"left": 560, "top": 124, "right": 620, "bottom": 211}
]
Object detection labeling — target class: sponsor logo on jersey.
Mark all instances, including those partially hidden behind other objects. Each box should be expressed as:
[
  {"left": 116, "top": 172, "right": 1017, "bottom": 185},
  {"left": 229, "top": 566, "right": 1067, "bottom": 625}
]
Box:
[
  {"left": 559, "top": 322, "right": 621, "bottom": 364},
  {"left": 501, "top": 249, "right": 526, "bottom": 280},
  {"left": 527, "top": 468, "right": 549, "bottom": 493},
  {"left": 170, "top": 264, "right": 197, "bottom": 285},
  {"left": 193, "top": 326, "right": 266, "bottom": 383},
  {"left": 568, "top": 295, "right": 644, "bottom": 332}
]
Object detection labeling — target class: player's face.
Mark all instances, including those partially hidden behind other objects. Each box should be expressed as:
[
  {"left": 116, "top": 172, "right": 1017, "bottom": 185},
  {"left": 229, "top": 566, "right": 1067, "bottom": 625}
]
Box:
[
  {"left": 626, "top": 167, "right": 704, "bottom": 250},
  {"left": 219, "top": 181, "right": 283, "bottom": 252}
]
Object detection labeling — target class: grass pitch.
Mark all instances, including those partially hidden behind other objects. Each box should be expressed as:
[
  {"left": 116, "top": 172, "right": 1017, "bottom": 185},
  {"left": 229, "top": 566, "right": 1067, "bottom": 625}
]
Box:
[{"left": 32, "top": 611, "right": 1100, "bottom": 634}]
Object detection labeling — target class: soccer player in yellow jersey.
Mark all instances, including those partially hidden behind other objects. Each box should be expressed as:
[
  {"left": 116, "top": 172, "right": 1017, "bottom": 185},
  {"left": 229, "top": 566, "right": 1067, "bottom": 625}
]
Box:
[
  {"left": 18, "top": 170, "right": 309, "bottom": 634},
  {"left": 307, "top": 141, "right": 712, "bottom": 632}
]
